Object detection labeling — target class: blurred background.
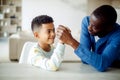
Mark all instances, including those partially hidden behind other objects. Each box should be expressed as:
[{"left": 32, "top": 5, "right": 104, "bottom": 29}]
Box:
[{"left": 0, "top": 0, "right": 120, "bottom": 62}]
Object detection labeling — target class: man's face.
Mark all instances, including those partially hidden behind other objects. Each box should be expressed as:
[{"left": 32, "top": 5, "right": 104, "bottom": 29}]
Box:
[{"left": 88, "top": 14, "right": 107, "bottom": 37}]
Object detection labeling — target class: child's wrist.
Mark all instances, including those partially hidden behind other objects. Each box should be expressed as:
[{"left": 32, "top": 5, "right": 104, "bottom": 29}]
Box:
[{"left": 59, "top": 40, "right": 64, "bottom": 44}]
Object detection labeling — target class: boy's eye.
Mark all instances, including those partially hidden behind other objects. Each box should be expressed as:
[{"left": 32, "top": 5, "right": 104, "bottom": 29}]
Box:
[
  {"left": 47, "top": 30, "right": 51, "bottom": 33},
  {"left": 48, "top": 29, "right": 55, "bottom": 33},
  {"left": 47, "top": 29, "right": 55, "bottom": 34}
]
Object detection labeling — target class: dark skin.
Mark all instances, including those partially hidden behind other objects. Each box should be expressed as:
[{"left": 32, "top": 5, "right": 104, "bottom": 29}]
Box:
[
  {"left": 56, "top": 14, "right": 114, "bottom": 50},
  {"left": 88, "top": 14, "right": 114, "bottom": 37}
]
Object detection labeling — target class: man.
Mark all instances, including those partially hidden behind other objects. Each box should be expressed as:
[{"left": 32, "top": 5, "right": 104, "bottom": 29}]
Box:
[{"left": 56, "top": 5, "right": 120, "bottom": 72}]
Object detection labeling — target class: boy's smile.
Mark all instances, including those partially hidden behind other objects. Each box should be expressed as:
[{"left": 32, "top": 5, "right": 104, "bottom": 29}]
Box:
[{"left": 37, "top": 23, "right": 55, "bottom": 45}]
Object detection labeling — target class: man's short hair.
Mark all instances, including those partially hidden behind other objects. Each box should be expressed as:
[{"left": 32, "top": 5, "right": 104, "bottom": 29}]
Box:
[
  {"left": 92, "top": 5, "right": 117, "bottom": 26},
  {"left": 31, "top": 15, "right": 54, "bottom": 32}
]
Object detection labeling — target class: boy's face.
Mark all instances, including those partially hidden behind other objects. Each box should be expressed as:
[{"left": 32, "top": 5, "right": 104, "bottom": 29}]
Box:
[
  {"left": 88, "top": 14, "right": 108, "bottom": 37},
  {"left": 34, "top": 23, "right": 55, "bottom": 45}
]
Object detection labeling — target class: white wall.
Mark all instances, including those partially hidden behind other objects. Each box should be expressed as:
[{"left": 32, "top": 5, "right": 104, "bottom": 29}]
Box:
[
  {"left": 22, "top": 0, "right": 87, "bottom": 61},
  {"left": 87, "top": 0, "right": 120, "bottom": 23},
  {"left": 22, "top": 0, "right": 87, "bottom": 37}
]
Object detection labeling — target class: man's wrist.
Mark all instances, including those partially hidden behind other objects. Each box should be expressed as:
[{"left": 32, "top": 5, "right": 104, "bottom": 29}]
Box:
[{"left": 69, "top": 38, "right": 79, "bottom": 49}]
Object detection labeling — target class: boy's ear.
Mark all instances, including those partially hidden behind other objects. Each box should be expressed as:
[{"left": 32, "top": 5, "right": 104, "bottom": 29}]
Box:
[{"left": 33, "top": 32, "right": 39, "bottom": 38}]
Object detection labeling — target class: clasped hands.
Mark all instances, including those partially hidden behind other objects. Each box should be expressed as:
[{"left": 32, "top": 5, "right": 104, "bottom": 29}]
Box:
[{"left": 56, "top": 25, "right": 73, "bottom": 45}]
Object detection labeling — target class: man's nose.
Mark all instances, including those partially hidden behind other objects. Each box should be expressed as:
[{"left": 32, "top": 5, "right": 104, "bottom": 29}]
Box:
[{"left": 88, "top": 26, "right": 93, "bottom": 31}]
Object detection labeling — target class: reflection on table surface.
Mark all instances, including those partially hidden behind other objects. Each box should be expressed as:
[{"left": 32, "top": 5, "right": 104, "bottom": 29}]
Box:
[{"left": 0, "top": 62, "right": 120, "bottom": 80}]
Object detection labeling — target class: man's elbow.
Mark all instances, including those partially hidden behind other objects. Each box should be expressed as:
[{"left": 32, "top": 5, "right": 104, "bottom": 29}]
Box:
[
  {"left": 96, "top": 66, "right": 107, "bottom": 72},
  {"left": 97, "top": 68, "right": 106, "bottom": 72}
]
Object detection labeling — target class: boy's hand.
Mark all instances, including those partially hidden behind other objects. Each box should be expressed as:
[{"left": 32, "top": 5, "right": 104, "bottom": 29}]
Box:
[
  {"left": 58, "top": 25, "right": 71, "bottom": 33},
  {"left": 56, "top": 25, "right": 79, "bottom": 49},
  {"left": 56, "top": 25, "right": 73, "bottom": 45},
  {"left": 57, "top": 25, "right": 71, "bottom": 45}
]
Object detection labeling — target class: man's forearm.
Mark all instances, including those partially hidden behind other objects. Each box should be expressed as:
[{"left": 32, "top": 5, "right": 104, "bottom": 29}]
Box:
[{"left": 69, "top": 38, "right": 79, "bottom": 50}]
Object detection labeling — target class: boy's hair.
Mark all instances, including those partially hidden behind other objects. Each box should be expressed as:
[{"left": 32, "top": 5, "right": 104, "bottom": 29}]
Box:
[
  {"left": 92, "top": 5, "right": 117, "bottom": 26},
  {"left": 31, "top": 15, "right": 54, "bottom": 32}
]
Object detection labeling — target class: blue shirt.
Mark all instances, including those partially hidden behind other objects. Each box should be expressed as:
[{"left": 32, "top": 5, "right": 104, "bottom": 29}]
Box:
[{"left": 74, "top": 16, "right": 120, "bottom": 72}]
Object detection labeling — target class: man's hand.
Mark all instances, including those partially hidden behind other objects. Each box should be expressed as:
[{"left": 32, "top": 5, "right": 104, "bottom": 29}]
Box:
[
  {"left": 56, "top": 25, "right": 79, "bottom": 49},
  {"left": 56, "top": 25, "right": 72, "bottom": 45}
]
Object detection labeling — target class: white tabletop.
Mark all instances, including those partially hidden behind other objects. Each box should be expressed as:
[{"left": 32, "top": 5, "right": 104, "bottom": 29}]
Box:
[{"left": 0, "top": 62, "right": 120, "bottom": 80}]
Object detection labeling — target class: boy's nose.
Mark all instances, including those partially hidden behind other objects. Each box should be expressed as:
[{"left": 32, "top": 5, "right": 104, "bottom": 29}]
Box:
[{"left": 51, "top": 32, "right": 55, "bottom": 37}]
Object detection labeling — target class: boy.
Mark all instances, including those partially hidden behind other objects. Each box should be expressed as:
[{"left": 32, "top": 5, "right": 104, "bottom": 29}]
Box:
[{"left": 27, "top": 15, "right": 65, "bottom": 71}]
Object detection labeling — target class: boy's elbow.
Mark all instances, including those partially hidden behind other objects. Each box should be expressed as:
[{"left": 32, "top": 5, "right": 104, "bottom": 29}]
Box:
[
  {"left": 49, "top": 65, "right": 59, "bottom": 71},
  {"left": 48, "top": 60, "right": 61, "bottom": 71},
  {"left": 51, "top": 68, "right": 59, "bottom": 71},
  {"left": 49, "top": 67, "right": 59, "bottom": 71}
]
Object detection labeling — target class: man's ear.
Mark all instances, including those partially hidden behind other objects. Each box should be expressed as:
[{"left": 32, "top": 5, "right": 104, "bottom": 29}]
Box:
[{"left": 33, "top": 32, "right": 39, "bottom": 38}]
